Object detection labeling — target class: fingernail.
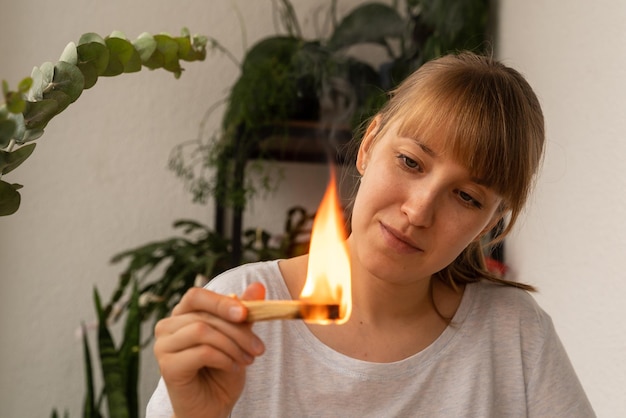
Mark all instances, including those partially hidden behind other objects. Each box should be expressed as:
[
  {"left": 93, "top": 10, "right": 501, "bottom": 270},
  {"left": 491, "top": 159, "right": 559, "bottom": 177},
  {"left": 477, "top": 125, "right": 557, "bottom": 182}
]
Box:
[{"left": 228, "top": 305, "right": 245, "bottom": 321}]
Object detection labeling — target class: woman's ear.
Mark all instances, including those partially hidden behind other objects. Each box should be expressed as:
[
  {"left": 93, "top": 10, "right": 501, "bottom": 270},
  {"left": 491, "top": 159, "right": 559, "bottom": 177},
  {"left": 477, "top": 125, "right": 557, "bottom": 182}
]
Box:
[{"left": 356, "top": 116, "right": 380, "bottom": 175}]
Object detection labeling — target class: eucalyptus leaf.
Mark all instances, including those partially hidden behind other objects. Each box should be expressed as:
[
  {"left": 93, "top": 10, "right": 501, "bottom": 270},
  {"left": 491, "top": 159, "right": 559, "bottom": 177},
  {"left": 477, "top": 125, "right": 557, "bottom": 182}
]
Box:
[
  {"left": 109, "top": 30, "right": 127, "bottom": 39},
  {"left": 77, "top": 61, "right": 99, "bottom": 89},
  {"left": 77, "top": 40, "right": 110, "bottom": 81},
  {"left": 59, "top": 41, "right": 78, "bottom": 65},
  {"left": 175, "top": 32, "right": 207, "bottom": 62},
  {"left": 28, "top": 67, "right": 44, "bottom": 101},
  {"left": 5, "top": 90, "right": 26, "bottom": 114},
  {"left": 0, "top": 144, "right": 36, "bottom": 174},
  {"left": 101, "top": 44, "right": 125, "bottom": 77},
  {"left": 23, "top": 98, "right": 58, "bottom": 130},
  {"left": 0, "top": 180, "right": 21, "bottom": 216},
  {"left": 41, "top": 90, "right": 72, "bottom": 115},
  {"left": 132, "top": 33, "right": 157, "bottom": 63},
  {"left": 103, "top": 37, "right": 141, "bottom": 76},
  {"left": 22, "top": 127, "right": 44, "bottom": 143},
  {"left": 40, "top": 62, "right": 55, "bottom": 85},
  {"left": 145, "top": 35, "right": 181, "bottom": 76},
  {"left": 49, "top": 61, "right": 84, "bottom": 103},
  {"left": 6, "top": 112, "right": 25, "bottom": 144},
  {"left": 79, "top": 32, "right": 106, "bottom": 45},
  {"left": 17, "top": 77, "right": 32, "bottom": 93},
  {"left": 0, "top": 118, "right": 16, "bottom": 147},
  {"left": 327, "top": 3, "right": 405, "bottom": 51},
  {"left": 174, "top": 37, "right": 192, "bottom": 61}
]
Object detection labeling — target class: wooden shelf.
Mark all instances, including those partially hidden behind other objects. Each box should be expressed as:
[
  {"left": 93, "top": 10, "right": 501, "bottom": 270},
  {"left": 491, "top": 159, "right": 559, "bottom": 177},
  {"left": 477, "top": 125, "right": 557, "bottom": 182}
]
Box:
[{"left": 251, "top": 120, "right": 354, "bottom": 164}]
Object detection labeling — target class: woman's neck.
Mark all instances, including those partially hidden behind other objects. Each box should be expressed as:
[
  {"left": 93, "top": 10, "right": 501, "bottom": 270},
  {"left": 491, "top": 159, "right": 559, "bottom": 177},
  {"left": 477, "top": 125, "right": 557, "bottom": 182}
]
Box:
[{"left": 278, "top": 254, "right": 464, "bottom": 362}]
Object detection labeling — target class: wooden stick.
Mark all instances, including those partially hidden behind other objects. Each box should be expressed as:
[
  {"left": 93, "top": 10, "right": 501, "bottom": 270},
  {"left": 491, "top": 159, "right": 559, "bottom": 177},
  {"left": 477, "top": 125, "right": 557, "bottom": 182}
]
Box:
[{"left": 241, "top": 300, "right": 340, "bottom": 322}]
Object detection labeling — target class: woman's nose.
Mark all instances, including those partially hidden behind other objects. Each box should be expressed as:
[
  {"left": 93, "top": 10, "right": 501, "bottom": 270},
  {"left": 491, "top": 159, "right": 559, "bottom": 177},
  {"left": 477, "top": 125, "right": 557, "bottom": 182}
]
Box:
[{"left": 401, "top": 188, "right": 438, "bottom": 228}]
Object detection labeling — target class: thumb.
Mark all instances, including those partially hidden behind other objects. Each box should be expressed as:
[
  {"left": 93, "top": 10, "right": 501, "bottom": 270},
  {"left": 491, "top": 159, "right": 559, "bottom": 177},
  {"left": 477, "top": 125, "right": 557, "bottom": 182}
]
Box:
[{"left": 241, "top": 282, "right": 266, "bottom": 301}]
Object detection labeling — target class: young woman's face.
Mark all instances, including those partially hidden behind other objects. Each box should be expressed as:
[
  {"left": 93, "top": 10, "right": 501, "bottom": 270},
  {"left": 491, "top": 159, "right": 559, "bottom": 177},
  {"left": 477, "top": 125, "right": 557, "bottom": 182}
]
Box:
[{"left": 349, "top": 118, "right": 503, "bottom": 284}]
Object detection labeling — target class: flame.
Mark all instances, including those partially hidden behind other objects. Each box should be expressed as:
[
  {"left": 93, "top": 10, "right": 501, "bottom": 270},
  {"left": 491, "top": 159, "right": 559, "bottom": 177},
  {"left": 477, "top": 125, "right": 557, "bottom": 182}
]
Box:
[{"left": 299, "top": 170, "right": 352, "bottom": 324}]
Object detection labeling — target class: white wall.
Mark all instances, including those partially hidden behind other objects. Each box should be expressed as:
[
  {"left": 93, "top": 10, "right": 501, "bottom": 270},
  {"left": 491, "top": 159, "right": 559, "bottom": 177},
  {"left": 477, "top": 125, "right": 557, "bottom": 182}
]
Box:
[
  {"left": 0, "top": 0, "right": 623, "bottom": 417},
  {"left": 498, "top": 0, "right": 626, "bottom": 416}
]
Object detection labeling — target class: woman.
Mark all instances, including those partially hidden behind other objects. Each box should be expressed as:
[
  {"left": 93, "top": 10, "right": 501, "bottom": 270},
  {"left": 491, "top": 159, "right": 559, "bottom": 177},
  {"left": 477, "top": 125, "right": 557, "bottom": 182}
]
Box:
[{"left": 147, "top": 52, "right": 595, "bottom": 417}]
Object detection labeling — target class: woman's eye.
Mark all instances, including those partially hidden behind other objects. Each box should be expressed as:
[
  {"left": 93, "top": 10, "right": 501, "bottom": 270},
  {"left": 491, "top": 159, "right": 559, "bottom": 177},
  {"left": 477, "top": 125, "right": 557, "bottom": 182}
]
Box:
[
  {"left": 458, "top": 191, "right": 483, "bottom": 209},
  {"left": 397, "top": 154, "right": 421, "bottom": 170}
]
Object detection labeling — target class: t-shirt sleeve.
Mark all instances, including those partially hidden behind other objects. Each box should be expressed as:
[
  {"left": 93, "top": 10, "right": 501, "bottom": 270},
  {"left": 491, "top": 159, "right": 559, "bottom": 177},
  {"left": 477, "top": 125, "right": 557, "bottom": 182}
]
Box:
[
  {"left": 526, "top": 315, "right": 596, "bottom": 417},
  {"left": 145, "top": 378, "right": 173, "bottom": 418}
]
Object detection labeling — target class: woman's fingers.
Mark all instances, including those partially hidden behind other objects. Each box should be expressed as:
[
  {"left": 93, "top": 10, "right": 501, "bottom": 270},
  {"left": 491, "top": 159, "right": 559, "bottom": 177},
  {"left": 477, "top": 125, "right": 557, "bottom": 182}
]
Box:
[
  {"left": 155, "top": 314, "right": 259, "bottom": 365},
  {"left": 171, "top": 287, "right": 248, "bottom": 321},
  {"left": 155, "top": 284, "right": 267, "bottom": 371}
]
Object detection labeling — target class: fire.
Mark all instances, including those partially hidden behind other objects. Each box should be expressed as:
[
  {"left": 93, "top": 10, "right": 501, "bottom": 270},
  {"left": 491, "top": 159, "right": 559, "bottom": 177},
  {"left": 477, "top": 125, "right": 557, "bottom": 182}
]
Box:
[{"left": 299, "top": 170, "right": 352, "bottom": 324}]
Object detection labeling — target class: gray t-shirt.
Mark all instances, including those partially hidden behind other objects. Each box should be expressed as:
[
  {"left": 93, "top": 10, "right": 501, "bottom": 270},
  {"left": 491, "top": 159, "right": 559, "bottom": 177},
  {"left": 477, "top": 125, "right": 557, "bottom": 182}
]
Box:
[{"left": 146, "top": 260, "right": 595, "bottom": 417}]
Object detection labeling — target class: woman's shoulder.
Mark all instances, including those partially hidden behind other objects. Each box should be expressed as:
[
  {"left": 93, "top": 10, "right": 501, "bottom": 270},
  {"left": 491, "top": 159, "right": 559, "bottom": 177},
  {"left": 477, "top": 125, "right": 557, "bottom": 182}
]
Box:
[
  {"left": 467, "top": 280, "right": 553, "bottom": 336},
  {"left": 206, "top": 259, "right": 288, "bottom": 298}
]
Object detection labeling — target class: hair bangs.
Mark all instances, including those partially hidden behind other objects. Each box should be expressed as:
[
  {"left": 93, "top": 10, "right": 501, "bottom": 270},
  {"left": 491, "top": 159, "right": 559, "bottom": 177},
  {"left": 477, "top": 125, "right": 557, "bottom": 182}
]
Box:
[{"left": 394, "top": 77, "right": 516, "bottom": 201}]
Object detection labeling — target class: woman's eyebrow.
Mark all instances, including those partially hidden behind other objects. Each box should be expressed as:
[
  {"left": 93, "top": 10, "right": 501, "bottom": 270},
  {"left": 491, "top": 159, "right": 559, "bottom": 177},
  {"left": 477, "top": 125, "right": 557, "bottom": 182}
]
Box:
[
  {"left": 406, "top": 135, "right": 489, "bottom": 185},
  {"left": 409, "top": 138, "right": 437, "bottom": 157},
  {"left": 471, "top": 176, "right": 490, "bottom": 186}
]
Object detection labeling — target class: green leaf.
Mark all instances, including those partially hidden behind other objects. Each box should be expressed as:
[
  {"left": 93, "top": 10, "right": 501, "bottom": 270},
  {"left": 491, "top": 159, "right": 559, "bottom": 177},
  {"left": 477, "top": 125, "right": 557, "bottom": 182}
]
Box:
[
  {"left": 0, "top": 118, "right": 16, "bottom": 148},
  {"left": 77, "top": 62, "right": 99, "bottom": 90},
  {"left": 40, "top": 62, "right": 55, "bottom": 85},
  {"left": 77, "top": 33, "right": 110, "bottom": 87},
  {"left": 22, "top": 127, "right": 44, "bottom": 143},
  {"left": 119, "top": 282, "right": 141, "bottom": 418},
  {"left": 0, "top": 180, "right": 21, "bottom": 216},
  {"left": 59, "top": 41, "right": 78, "bottom": 65},
  {"left": 132, "top": 33, "right": 157, "bottom": 63},
  {"left": 50, "top": 61, "right": 85, "bottom": 103},
  {"left": 328, "top": 3, "right": 405, "bottom": 51},
  {"left": 174, "top": 31, "right": 207, "bottom": 62},
  {"left": 28, "top": 67, "right": 44, "bottom": 101},
  {"left": 78, "top": 34, "right": 109, "bottom": 71},
  {"left": 5, "top": 112, "right": 26, "bottom": 144},
  {"left": 17, "top": 77, "right": 32, "bottom": 93},
  {"left": 103, "top": 37, "right": 141, "bottom": 76},
  {"left": 109, "top": 30, "right": 127, "bottom": 39},
  {"left": 144, "top": 34, "right": 182, "bottom": 76},
  {"left": 94, "top": 288, "right": 130, "bottom": 418},
  {"left": 22, "top": 99, "right": 58, "bottom": 131},
  {"left": 5, "top": 88, "right": 26, "bottom": 114},
  {"left": 81, "top": 323, "right": 103, "bottom": 418},
  {"left": 0, "top": 143, "right": 36, "bottom": 175}
]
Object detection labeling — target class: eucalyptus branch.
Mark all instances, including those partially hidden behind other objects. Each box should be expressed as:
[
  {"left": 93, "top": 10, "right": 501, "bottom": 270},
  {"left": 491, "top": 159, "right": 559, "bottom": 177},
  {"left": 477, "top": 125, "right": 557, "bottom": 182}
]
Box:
[{"left": 0, "top": 28, "right": 208, "bottom": 216}]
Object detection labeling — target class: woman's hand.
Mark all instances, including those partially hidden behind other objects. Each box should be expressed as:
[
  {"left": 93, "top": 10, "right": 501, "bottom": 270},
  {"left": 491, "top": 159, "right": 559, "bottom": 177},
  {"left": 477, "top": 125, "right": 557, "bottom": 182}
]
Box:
[{"left": 153, "top": 283, "right": 266, "bottom": 418}]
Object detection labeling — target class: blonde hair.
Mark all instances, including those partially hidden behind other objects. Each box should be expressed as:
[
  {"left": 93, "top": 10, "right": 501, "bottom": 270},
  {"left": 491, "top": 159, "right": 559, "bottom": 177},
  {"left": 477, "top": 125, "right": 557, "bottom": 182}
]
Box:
[{"left": 357, "top": 52, "right": 545, "bottom": 291}]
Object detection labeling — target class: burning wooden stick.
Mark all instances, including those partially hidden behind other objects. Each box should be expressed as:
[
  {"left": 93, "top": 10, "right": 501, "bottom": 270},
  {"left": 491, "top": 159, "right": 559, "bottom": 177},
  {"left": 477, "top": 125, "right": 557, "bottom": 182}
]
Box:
[{"left": 242, "top": 300, "right": 340, "bottom": 322}]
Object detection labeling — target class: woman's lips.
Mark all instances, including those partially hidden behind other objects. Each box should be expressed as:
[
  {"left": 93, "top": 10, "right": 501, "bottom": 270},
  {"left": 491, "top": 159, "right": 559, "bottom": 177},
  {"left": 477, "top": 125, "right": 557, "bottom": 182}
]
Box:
[{"left": 379, "top": 222, "right": 424, "bottom": 254}]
